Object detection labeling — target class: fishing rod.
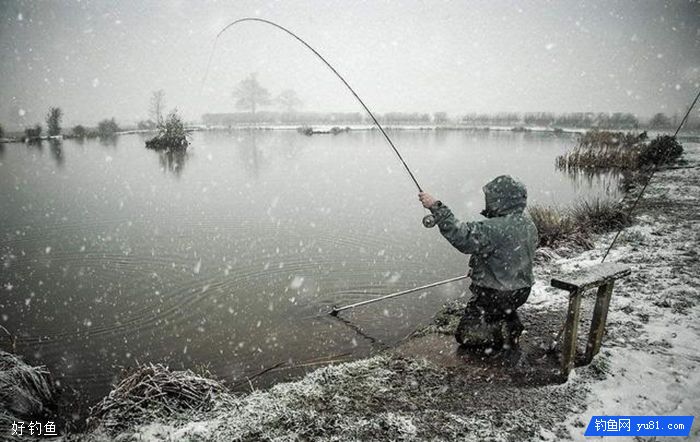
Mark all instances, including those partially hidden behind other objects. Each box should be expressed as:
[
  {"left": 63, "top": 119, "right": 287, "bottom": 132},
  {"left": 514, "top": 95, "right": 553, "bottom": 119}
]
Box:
[
  {"left": 330, "top": 274, "right": 469, "bottom": 316},
  {"left": 202, "top": 17, "right": 437, "bottom": 228}
]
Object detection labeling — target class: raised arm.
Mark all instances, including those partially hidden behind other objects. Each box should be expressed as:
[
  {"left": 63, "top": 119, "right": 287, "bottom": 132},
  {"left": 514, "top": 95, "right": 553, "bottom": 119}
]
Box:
[{"left": 419, "top": 192, "right": 493, "bottom": 255}]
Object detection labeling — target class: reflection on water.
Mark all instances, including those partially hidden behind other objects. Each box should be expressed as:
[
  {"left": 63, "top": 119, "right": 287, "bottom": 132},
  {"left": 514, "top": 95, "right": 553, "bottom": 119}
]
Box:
[
  {"left": 0, "top": 129, "right": 621, "bottom": 421},
  {"left": 235, "top": 130, "right": 269, "bottom": 178},
  {"left": 49, "top": 140, "right": 64, "bottom": 168},
  {"left": 557, "top": 166, "right": 623, "bottom": 197},
  {"left": 98, "top": 135, "right": 118, "bottom": 147},
  {"left": 157, "top": 149, "right": 189, "bottom": 176}
]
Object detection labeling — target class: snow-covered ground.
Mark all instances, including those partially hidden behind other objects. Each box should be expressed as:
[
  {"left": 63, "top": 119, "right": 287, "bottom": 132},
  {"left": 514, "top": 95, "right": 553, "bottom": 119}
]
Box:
[
  {"left": 559, "top": 144, "right": 700, "bottom": 440},
  {"left": 68, "top": 144, "right": 699, "bottom": 441}
]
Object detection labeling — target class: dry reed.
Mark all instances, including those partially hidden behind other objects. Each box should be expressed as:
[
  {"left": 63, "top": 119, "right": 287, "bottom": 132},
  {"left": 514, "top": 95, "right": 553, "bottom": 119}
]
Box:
[{"left": 87, "top": 363, "right": 230, "bottom": 433}]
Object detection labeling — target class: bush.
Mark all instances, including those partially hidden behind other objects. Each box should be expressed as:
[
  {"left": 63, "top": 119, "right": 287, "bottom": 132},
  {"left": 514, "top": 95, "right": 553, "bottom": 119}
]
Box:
[
  {"left": 297, "top": 125, "right": 313, "bottom": 136},
  {"left": 24, "top": 124, "right": 42, "bottom": 141},
  {"left": 330, "top": 126, "right": 350, "bottom": 135},
  {"left": 97, "top": 118, "right": 120, "bottom": 138},
  {"left": 72, "top": 125, "right": 87, "bottom": 138},
  {"left": 638, "top": 135, "right": 683, "bottom": 166},
  {"left": 145, "top": 110, "right": 189, "bottom": 151}
]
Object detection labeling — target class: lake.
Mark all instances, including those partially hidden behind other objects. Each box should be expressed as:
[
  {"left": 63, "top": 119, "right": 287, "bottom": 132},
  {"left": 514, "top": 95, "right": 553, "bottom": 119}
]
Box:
[{"left": 0, "top": 129, "right": 621, "bottom": 419}]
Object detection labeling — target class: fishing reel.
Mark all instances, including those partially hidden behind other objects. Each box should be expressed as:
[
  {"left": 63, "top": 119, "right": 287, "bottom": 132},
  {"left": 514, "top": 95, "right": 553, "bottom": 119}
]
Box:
[{"left": 422, "top": 214, "right": 437, "bottom": 228}]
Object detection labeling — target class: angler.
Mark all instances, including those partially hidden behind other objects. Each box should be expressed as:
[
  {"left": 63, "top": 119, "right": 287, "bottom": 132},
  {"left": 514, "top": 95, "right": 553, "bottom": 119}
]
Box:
[
  {"left": 208, "top": 18, "right": 538, "bottom": 354},
  {"left": 419, "top": 175, "right": 538, "bottom": 353}
]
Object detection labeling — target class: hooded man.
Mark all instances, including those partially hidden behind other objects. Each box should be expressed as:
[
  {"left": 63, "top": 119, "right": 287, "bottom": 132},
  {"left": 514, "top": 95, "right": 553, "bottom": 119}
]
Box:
[{"left": 418, "top": 175, "right": 538, "bottom": 351}]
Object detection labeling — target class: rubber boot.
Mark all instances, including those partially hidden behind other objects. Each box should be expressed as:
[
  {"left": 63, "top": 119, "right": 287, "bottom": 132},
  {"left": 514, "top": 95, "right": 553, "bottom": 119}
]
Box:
[{"left": 501, "top": 317, "right": 524, "bottom": 350}]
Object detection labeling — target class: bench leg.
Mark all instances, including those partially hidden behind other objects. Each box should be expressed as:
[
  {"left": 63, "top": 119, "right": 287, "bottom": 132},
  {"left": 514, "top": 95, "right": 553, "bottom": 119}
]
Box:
[
  {"left": 584, "top": 281, "right": 615, "bottom": 364},
  {"left": 561, "top": 289, "right": 583, "bottom": 376}
]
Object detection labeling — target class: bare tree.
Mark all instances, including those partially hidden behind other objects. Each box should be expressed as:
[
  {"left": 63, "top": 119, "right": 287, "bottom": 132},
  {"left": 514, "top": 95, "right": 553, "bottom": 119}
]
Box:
[
  {"left": 433, "top": 112, "right": 448, "bottom": 125},
  {"left": 232, "top": 74, "right": 271, "bottom": 116},
  {"left": 149, "top": 90, "right": 166, "bottom": 126},
  {"left": 46, "top": 107, "right": 62, "bottom": 136},
  {"left": 276, "top": 89, "right": 302, "bottom": 113}
]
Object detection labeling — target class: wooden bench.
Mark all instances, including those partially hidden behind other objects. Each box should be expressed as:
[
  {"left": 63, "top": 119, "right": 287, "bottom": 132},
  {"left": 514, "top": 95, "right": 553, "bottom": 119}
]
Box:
[{"left": 551, "top": 262, "right": 631, "bottom": 376}]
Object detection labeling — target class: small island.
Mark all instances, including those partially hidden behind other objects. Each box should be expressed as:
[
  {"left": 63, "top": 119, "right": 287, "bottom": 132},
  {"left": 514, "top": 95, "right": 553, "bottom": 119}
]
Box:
[{"left": 145, "top": 110, "right": 189, "bottom": 151}]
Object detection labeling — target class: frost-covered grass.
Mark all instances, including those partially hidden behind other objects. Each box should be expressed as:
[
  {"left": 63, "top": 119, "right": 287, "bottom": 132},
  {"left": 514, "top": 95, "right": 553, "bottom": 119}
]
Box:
[
  {"left": 0, "top": 350, "right": 55, "bottom": 432},
  {"left": 76, "top": 354, "right": 590, "bottom": 441},
  {"left": 86, "top": 363, "right": 229, "bottom": 434}
]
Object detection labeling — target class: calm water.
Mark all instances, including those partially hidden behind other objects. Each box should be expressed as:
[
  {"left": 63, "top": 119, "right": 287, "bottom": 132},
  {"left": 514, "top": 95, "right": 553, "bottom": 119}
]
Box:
[{"left": 0, "top": 130, "right": 620, "bottom": 416}]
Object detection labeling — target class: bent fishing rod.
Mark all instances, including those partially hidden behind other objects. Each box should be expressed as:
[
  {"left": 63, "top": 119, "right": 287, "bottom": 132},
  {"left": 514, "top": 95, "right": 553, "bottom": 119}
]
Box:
[{"left": 202, "top": 17, "right": 437, "bottom": 228}]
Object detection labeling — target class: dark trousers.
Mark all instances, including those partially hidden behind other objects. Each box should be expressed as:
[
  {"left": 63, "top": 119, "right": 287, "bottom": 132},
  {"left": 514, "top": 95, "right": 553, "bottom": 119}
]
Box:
[{"left": 455, "top": 284, "right": 531, "bottom": 348}]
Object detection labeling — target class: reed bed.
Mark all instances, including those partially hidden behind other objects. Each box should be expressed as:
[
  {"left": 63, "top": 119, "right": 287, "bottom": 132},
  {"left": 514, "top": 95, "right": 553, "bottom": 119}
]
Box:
[
  {"left": 556, "top": 130, "right": 647, "bottom": 170},
  {"left": 556, "top": 131, "right": 683, "bottom": 170}
]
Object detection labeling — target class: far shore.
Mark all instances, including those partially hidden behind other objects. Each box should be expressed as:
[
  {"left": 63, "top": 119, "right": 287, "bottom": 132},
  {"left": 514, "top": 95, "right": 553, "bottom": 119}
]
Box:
[{"left": 3, "top": 124, "right": 698, "bottom": 145}]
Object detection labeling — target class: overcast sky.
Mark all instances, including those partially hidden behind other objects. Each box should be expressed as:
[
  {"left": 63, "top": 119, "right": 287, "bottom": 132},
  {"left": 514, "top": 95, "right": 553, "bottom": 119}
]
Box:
[{"left": 1, "top": 0, "right": 699, "bottom": 128}]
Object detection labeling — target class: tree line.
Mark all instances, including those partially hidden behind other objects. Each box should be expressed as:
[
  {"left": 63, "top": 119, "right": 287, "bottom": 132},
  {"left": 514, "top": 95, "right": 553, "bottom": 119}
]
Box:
[
  {"left": 1, "top": 73, "right": 697, "bottom": 140},
  {"left": 460, "top": 111, "right": 692, "bottom": 129},
  {"left": 11, "top": 107, "right": 121, "bottom": 142},
  {"left": 3, "top": 89, "right": 182, "bottom": 142},
  {"left": 207, "top": 74, "right": 699, "bottom": 129}
]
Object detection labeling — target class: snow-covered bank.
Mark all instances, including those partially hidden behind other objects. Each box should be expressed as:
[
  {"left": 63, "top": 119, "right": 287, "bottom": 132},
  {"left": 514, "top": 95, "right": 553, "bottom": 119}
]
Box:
[
  {"left": 559, "top": 144, "right": 700, "bottom": 440},
  {"left": 65, "top": 144, "right": 699, "bottom": 441}
]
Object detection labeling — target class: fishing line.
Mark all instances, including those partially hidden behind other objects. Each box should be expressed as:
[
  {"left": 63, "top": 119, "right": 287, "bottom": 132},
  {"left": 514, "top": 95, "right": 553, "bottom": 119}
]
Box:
[
  {"left": 601, "top": 87, "right": 700, "bottom": 262},
  {"left": 201, "top": 18, "right": 427, "bottom": 199}
]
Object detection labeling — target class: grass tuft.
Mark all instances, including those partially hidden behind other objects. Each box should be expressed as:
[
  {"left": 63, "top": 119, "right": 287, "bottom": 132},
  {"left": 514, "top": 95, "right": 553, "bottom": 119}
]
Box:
[
  {"left": 87, "top": 363, "right": 230, "bottom": 433},
  {"left": 0, "top": 350, "right": 55, "bottom": 430},
  {"left": 570, "top": 199, "right": 631, "bottom": 233},
  {"left": 529, "top": 198, "right": 630, "bottom": 249}
]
